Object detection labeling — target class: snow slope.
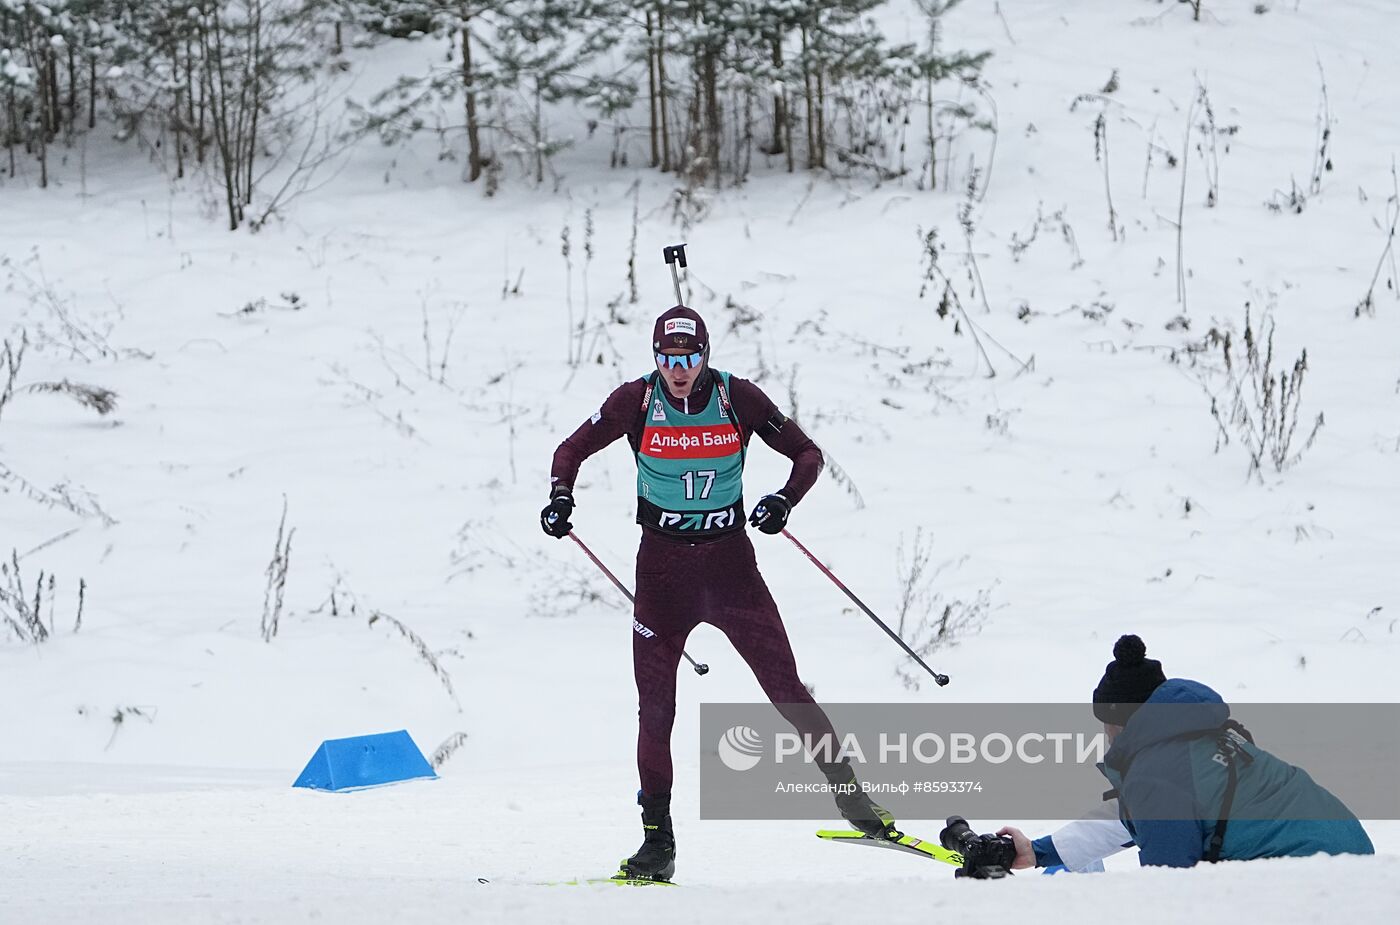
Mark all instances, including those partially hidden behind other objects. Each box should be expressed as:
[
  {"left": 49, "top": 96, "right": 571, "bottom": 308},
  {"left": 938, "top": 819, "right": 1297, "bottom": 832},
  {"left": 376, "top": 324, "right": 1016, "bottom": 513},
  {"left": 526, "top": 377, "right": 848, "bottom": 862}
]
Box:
[{"left": 2, "top": 1, "right": 1398, "bottom": 920}]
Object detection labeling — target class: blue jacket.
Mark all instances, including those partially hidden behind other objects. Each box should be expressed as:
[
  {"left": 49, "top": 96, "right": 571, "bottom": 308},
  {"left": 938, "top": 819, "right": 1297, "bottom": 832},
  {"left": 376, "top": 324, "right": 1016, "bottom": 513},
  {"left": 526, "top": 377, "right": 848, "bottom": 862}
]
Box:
[{"left": 1098, "top": 679, "right": 1374, "bottom": 868}]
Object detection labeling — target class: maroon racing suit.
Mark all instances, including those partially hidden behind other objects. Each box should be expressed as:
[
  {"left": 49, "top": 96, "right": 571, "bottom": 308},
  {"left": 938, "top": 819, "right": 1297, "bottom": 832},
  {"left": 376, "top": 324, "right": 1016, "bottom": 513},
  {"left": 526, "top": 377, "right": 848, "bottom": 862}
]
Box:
[{"left": 551, "top": 368, "right": 839, "bottom": 798}]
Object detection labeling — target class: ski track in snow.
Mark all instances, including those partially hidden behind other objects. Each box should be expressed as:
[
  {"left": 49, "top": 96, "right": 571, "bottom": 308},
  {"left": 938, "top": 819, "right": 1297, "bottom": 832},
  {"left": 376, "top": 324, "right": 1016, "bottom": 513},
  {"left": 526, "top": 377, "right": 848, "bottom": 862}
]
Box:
[{"left": 3, "top": 1, "right": 1399, "bottom": 920}]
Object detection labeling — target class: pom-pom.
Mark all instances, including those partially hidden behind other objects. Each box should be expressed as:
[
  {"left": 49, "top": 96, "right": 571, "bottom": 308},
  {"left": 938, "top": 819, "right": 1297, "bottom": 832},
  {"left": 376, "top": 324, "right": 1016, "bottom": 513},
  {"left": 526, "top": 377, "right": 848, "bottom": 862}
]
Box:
[{"left": 1113, "top": 634, "right": 1147, "bottom": 665}]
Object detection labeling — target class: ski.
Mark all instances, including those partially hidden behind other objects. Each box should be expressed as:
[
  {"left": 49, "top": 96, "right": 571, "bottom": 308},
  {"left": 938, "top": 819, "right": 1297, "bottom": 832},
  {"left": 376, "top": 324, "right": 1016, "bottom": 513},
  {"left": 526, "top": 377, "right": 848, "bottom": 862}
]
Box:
[
  {"left": 479, "top": 875, "right": 678, "bottom": 887},
  {"left": 549, "top": 872, "right": 677, "bottom": 887},
  {"left": 816, "top": 828, "right": 964, "bottom": 867},
  {"left": 546, "top": 876, "right": 677, "bottom": 887},
  {"left": 600, "top": 873, "right": 678, "bottom": 887}
]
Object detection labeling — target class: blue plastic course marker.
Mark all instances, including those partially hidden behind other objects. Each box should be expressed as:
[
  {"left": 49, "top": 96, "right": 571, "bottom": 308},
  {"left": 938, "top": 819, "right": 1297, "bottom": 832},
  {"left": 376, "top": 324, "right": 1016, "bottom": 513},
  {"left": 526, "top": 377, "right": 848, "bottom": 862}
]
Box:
[{"left": 293, "top": 729, "right": 437, "bottom": 792}]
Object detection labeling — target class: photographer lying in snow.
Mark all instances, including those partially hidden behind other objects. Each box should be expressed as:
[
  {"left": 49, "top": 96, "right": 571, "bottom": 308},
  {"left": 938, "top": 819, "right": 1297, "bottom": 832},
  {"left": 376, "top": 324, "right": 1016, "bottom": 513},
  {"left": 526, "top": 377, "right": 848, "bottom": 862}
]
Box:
[{"left": 996, "top": 635, "right": 1374, "bottom": 871}]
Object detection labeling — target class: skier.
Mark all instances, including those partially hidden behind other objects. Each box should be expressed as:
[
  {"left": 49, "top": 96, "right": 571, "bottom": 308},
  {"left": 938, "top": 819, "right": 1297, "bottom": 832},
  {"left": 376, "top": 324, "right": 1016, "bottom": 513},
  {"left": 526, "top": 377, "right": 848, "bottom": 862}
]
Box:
[
  {"left": 542, "top": 305, "right": 896, "bottom": 881},
  {"left": 995, "top": 635, "right": 1374, "bottom": 871}
]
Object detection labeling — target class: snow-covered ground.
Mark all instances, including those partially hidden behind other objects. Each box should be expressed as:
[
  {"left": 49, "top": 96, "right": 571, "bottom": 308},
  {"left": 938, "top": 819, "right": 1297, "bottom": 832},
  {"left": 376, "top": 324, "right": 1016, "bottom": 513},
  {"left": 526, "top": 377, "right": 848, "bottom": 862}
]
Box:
[
  {"left": 3, "top": 1, "right": 1398, "bottom": 920},
  {"left": 5, "top": 766, "right": 1398, "bottom": 923}
]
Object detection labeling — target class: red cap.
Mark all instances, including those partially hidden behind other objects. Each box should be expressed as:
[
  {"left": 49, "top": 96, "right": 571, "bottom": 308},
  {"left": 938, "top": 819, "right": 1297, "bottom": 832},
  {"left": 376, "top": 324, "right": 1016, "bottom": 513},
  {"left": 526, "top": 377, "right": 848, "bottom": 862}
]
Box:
[{"left": 652, "top": 306, "right": 708, "bottom": 353}]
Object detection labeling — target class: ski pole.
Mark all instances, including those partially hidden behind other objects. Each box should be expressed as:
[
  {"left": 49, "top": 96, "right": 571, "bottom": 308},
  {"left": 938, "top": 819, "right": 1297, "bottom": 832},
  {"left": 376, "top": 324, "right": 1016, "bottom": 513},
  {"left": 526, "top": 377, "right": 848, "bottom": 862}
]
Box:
[
  {"left": 780, "top": 528, "right": 950, "bottom": 687},
  {"left": 568, "top": 532, "right": 710, "bottom": 676},
  {"left": 663, "top": 243, "right": 687, "bottom": 305}
]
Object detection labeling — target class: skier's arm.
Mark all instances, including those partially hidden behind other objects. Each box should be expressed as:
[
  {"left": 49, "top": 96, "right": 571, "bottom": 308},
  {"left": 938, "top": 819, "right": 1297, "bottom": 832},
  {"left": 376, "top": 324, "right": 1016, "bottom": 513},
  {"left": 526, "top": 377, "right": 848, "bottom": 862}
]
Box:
[
  {"left": 727, "top": 377, "right": 824, "bottom": 504},
  {"left": 550, "top": 379, "right": 646, "bottom": 492}
]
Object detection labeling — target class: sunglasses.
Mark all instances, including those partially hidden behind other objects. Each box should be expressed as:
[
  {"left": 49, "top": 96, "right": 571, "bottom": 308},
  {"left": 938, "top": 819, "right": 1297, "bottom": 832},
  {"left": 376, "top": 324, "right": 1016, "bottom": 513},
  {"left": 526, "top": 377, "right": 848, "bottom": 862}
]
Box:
[{"left": 656, "top": 351, "right": 704, "bottom": 369}]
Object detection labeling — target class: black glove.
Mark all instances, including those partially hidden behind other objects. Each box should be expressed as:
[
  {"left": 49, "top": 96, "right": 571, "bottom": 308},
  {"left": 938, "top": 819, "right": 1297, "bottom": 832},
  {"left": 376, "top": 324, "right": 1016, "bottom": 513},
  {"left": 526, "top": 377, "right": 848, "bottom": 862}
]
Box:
[
  {"left": 748, "top": 492, "right": 791, "bottom": 535},
  {"left": 540, "top": 487, "right": 575, "bottom": 539}
]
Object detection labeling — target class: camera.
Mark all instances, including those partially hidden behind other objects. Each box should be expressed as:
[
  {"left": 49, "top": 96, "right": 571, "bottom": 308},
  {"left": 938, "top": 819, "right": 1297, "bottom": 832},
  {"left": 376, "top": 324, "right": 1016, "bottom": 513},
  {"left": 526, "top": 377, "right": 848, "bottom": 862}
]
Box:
[{"left": 938, "top": 815, "right": 1019, "bottom": 880}]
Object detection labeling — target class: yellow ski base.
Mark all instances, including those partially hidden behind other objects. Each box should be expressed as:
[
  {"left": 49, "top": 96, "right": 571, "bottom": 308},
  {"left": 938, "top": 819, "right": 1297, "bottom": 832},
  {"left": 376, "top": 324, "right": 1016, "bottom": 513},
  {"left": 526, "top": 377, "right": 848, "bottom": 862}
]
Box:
[
  {"left": 535, "top": 876, "right": 678, "bottom": 887},
  {"left": 816, "top": 828, "right": 964, "bottom": 867},
  {"left": 608, "top": 876, "right": 677, "bottom": 887}
]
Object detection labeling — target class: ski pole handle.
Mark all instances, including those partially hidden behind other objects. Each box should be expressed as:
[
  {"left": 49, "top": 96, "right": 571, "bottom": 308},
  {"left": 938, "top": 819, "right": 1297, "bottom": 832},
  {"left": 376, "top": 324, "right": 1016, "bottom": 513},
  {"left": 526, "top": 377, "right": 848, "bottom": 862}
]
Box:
[
  {"left": 780, "top": 528, "right": 950, "bottom": 687},
  {"left": 662, "top": 243, "right": 688, "bottom": 267},
  {"left": 663, "top": 243, "right": 687, "bottom": 305}
]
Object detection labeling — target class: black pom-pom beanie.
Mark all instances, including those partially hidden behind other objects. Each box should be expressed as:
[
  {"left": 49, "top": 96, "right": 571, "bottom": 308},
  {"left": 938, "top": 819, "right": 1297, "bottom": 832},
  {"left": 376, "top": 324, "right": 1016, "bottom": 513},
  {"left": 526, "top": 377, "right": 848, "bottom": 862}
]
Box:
[{"left": 1092, "top": 634, "right": 1167, "bottom": 725}]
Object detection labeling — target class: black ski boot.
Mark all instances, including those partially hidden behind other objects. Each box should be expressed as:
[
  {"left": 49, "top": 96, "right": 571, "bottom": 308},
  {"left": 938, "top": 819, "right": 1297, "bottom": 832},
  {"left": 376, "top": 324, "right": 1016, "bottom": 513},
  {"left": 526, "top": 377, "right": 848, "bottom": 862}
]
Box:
[
  {"left": 618, "top": 792, "right": 676, "bottom": 882},
  {"left": 823, "top": 760, "right": 899, "bottom": 839}
]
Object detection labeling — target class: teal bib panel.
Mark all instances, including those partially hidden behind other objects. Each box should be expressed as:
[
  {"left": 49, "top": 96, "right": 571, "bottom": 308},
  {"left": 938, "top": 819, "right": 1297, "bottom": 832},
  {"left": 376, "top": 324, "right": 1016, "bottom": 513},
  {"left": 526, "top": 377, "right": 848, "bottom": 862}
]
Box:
[{"left": 635, "top": 371, "right": 745, "bottom": 536}]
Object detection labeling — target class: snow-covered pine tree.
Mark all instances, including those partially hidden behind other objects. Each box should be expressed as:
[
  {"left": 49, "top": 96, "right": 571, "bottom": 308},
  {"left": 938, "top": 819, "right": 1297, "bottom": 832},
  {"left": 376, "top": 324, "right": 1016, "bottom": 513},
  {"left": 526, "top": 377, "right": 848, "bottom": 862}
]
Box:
[
  {"left": 489, "top": 0, "right": 625, "bottom": 185},
  {"left": 2, "top": 1, "right": 991, "bottom": 208},
  {"left": 102, "top": 3, "right": 206, "bottom": 178},
  {"left": 621, "top": 2, "right": 960, "bottom": 187},
  {"left": 801, "top": 0, "right": 914, "bottom": 176},
  {"left": 3, "top": 2, "right": 342, "bottom": 226},
  {"left": 344, "top": 2, "right": 543, "bottom": 186},
  {"left": 184, "top": 2, "right": 328, "bottom": 229},
  {"left": 62, "top": 1, "right": 113, "bottom": 136},
  {"left": 348, "top": 2, "right": 633, "bottom": 187},
  {"left": 0, "top": 0, "right": 73, "bottom": 186},
  {"left": 908, "top": 0, "right": 991, "bottom": 190},
  {"left": 749, "top": 1, "right": 807, "bottom": 170},
  {"left": 0, "top": 33, "right": 39, "bottom": 181}
]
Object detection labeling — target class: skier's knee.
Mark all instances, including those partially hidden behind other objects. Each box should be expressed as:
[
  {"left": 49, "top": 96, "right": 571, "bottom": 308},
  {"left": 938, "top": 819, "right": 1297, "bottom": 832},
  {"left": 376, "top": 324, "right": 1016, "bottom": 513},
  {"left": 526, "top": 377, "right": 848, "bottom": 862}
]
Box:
[{"left": 638, "top": 702, "right": 676, "bottom": 733}]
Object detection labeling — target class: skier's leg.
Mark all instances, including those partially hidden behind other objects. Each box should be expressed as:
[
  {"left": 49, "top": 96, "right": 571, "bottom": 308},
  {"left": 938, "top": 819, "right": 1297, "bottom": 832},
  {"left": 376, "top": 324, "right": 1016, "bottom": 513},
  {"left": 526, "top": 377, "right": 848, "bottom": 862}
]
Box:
[
  {"left": 708, "top": 532, "right": 838, "bottom": 752},
  {"left": 632, "top": 535, "right": 699, "bottom": 799},
  {"left": 711, "top": 532, "right": 898, "bottom": 838},
  {"left": 624, "top": 536, "right": 696, "bottom": 880},
  {"left": 633, "top": 617, "right": 689, "bottom": 798}
]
